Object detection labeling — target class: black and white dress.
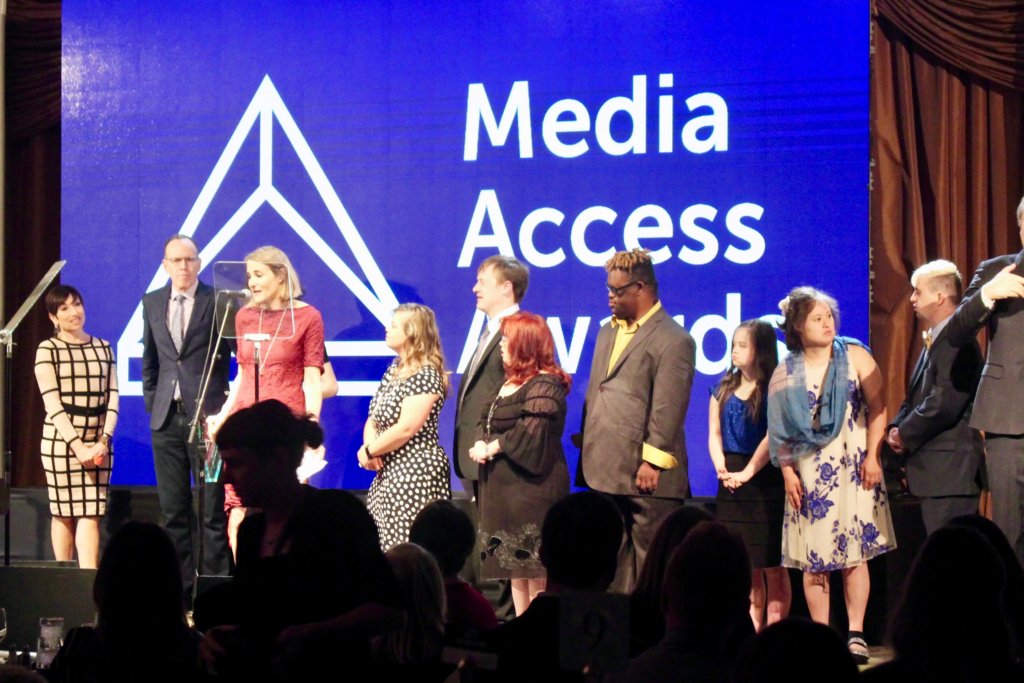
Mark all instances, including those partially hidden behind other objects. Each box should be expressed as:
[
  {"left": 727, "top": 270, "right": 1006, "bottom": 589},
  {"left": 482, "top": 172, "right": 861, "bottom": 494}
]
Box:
[
  {"left": 34, "top": 336, "right": 118, "bottom": 517},
  {"left": 366, "top": 362, "right": 451, "bottom": 550}
]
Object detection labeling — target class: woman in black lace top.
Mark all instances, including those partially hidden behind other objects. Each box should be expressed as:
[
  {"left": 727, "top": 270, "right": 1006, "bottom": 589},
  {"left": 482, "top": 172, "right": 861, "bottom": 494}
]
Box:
[{"left": 469, "top": 311, "right": 571, "bottom": 616}]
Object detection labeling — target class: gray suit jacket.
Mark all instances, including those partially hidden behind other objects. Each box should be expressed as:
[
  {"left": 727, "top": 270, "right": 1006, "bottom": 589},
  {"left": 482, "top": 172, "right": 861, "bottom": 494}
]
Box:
[
  {"left": 454, "top": 331, "right": 505, "bottom": 481},
  {"left": 577, "top": 306, "right": 695, "bottom": 498},
  {"left": 141, "top": 282, "right": 232, "bottom": 430},
  {"left": 890, "top": 325, "right": 983, "bottom": 498},
  {"left": 946, "top": 251, "right": 1024, "bottom": 436}
]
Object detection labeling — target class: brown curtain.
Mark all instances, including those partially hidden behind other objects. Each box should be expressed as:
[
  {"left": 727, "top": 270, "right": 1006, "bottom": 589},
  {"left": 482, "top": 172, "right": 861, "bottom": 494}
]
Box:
[
  {"left": 871, "top": 0, "right": 1024, "bottom": 418},
  {"left": 5, "top": 0, "right": 61, "bottom": 486}
]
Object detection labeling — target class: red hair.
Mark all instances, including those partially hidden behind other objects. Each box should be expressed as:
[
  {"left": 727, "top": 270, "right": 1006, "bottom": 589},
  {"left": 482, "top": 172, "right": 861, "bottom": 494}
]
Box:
[{"left": 500, "top": 312, "right": 571, "bottom": 391}]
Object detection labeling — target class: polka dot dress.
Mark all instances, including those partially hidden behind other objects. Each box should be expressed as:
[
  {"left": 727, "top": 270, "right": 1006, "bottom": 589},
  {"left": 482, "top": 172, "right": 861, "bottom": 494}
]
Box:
[{"left": 366, "top": 362, "right": 451, "bottom": 550}]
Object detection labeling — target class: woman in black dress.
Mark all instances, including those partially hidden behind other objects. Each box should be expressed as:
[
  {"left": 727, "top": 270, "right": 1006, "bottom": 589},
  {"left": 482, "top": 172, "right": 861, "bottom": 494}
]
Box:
[{"left": 469, "top": 311, "right": 570, "bottom": 616}]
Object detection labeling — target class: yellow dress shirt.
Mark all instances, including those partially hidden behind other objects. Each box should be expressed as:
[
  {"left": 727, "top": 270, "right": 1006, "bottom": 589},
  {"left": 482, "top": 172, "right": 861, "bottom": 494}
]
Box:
[{"left": 606, "top": 301, "right": 677, "bottom": 470}]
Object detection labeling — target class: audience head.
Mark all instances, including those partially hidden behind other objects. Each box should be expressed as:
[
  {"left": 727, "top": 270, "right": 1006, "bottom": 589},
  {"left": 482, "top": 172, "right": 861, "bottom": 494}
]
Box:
[
  {"left": 374, "top": 543, "right": 446, "bottom": 664},
  {"left": 409, "top": 500, "right": 475, "bottom": 579},
  {"left": 946, "top": 514, "right": 1024, "bottom": 638},
  {"left": 244, "top": 245, "right": 303, "bottom": 304},
  {"left": 540, "top": 491, "right": 623, "bottom": 591},
  {"left": 778, "top": 286, "right": 839, "bottom": 352},
  {"left": 889, "top": 525, "right": 1012, "bottom": 674},
  {"left": 499, "top": 311, "right": 571, "bottom": 390},
  {"left": 734, "top": 618, "right": 859, "bottom": 683},
  {"left": 93, "top": 522, "right": 186, "bottom": 642},
  {"left": 216, "top": 399, "right": 323, "bottom": 507},
  {"left": 631, "top": 505, "right": 713, "bottom": 608},
  {"left": 475, "top": 255, "right": 530, "bottom": 315},
  {"left": 662, "top": 521, "right": 751, "bottom": 639}
]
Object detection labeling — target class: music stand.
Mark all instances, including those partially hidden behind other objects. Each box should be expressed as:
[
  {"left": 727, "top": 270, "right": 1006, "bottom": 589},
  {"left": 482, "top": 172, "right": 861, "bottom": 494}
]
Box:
[{"left": 0, "top": 260, "right": 66, "bottom": 565}]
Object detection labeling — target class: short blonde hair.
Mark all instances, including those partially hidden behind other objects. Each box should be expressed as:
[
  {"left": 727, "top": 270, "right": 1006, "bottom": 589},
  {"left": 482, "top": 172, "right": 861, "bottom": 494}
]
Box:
[
  {"left": 911, "top": 259, "right": 962, "bottom": 300},
  {"left": 244, "top": 246, "right": 303, "bottom": 302}
]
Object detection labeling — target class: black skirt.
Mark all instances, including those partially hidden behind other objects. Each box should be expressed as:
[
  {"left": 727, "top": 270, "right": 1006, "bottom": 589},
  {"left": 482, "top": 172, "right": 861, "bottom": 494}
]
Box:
[{"left": 716, "top": 452, "right": 785, "bottom": 568}]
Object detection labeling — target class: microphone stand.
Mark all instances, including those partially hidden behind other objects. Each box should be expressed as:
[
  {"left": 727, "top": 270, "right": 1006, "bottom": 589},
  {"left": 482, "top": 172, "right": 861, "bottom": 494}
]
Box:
[{"left": 187, "top": 293, "right": 235, "bottom": 600}]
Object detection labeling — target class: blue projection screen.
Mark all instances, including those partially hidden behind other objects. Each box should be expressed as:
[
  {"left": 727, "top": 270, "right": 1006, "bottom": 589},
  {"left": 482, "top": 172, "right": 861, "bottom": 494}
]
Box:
[{"left": 61, "top": 1, "right": 868, "bottom": 496}]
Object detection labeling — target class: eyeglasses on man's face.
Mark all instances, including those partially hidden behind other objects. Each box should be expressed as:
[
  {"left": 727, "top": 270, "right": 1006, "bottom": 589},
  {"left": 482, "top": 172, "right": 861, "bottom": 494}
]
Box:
[
  {"left": 164, "top": 257, "right": 199, "bottom": 267},
  {"left": 606, "top": 280, "right": 641, "bottom": 298}
]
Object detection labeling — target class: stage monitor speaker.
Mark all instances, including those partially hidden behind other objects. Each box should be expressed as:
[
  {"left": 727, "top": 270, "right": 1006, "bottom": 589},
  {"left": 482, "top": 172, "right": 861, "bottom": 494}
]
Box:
[{"left": 0, "top": 564, "right": 97, "bottom": 647}]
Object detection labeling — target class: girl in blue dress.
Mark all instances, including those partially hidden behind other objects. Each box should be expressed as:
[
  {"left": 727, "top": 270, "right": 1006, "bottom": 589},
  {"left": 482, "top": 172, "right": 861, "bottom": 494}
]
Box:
[{"left": 709, "top": 319, "right": 791, "bottom": 631}]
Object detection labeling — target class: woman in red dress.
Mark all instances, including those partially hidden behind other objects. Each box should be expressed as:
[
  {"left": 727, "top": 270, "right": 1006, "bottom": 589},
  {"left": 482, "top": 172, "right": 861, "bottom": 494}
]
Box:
[{"left": 207, "top": 245, "right": 325, "bottom": 555}]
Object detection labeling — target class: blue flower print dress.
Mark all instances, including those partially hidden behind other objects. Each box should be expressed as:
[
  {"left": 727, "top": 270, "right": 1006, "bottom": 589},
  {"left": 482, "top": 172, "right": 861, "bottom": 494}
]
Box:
[{"left": 781, "top": 361, "right": 896, "bottom": 571}]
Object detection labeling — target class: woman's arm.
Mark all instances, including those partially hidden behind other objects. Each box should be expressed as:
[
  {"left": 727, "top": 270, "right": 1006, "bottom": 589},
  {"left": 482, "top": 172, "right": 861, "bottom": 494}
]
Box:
[
  {"left": 320, "top": 360, "right": 339, "bottom": 399},
  {"left": 365, "top": 393, "right": 439, "bottom": 457},
  {"left": 724, "top": 434, "right": 770, "bottom": 490},
  {"left": 34, "top": 345, "right": 91, "bottom": 464},
  {"left": 92, "top": 352, "right": 120, "bottom": 466},
  {"left": 707, "top": 394, "right": 728, "bottom": 478},
  {"left": 302, "top": 366, "right": 322, "bottom": 419},
  {"left": 206, "top": 376, "right": 240, "bottom": 437},
  {"left": 851, "top": 345, "right": 886, "bottom": 489}
]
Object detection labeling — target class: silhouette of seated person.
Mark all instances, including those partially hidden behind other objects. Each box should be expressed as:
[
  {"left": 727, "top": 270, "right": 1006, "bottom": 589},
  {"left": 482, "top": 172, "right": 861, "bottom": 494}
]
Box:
[
  {"left": 481, "top": 490, "right": 624, "bottom": 682},
  {"left": 733, "top": 617, "right": 859, "bottom": 683},
  {"left": 861, "top": 525, "right": 1023, "bottom": 681},
  {"left": 194, "top": 399, "right": 402, "bottom": 681},
  {"left": 370, "top": 543, "right": 455, "bottom": 682},
  {"left": 47, "top": 521, "right": 203, "bottom": 683},
  {"left": 609, "top": 521, "right": 754, "bottom": 683},
  {"left": 410, "top": 500, "right": 498, "bottom": 635},
  {"left": 627, "top": 505, "right": 713, "bottom": 656},
  {"left": 947, "top": 514, "right": 1024, "bottom": 664}
]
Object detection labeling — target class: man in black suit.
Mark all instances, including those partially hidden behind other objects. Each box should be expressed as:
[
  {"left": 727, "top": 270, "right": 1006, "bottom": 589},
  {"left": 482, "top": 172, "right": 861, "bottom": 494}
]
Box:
[
  {"left": 142, "top": 235, "right": 233, "bottom": 598},
  {"left": 946, "top": 199, "right": 1024, "bottom": 563},
  {"left": 453, "top": 255, "right": 528, "bottom": 617},
  {"left": 887, "top": 260, "right": 983, "bottom": 535},
  {"left": 454, "top": 255, "right": 529, "bottom": 495}
]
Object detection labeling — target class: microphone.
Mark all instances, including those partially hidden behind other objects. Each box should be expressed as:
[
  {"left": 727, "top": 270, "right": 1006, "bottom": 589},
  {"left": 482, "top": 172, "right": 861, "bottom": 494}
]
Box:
[{"left": 219, "top": 288, "right": 252, "bottom": 299}]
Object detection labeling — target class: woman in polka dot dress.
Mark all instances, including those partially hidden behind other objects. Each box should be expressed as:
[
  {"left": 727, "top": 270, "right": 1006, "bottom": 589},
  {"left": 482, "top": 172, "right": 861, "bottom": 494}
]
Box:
[{"left": 361, "top": 303, "right": 452, "bottom": 550}]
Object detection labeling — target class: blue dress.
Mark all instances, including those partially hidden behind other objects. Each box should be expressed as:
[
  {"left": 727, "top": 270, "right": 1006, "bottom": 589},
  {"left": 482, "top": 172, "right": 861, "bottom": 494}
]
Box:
[{"left": 714, "top": 388, "right": 784, "bottom": 568}]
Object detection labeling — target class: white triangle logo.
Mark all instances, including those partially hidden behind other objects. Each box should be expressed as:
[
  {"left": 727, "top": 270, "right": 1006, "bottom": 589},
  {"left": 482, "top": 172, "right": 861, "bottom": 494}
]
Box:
[{"left": 117, "top": 75, "right": 398, "bottom": 397}]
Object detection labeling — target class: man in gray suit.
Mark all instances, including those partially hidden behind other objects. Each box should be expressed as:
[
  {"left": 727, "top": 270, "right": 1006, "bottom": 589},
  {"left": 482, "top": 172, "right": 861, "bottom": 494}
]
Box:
[
  {"left": 577, "top": 249, "right": 695, "bottom": 592},
  {"left": 887, "top": 260, "right": 983, "bottom": 535},
  {"left": 946, "top": 198, "right": 1024, "bottom": 563},
  {"left": 142, "top": 235, "right": 233, "bottom": 598}
]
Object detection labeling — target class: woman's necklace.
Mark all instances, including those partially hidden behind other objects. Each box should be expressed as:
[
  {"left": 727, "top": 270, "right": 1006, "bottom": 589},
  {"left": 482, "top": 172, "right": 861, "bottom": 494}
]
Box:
[{"left": 257, "top": 305, "right": 290, "bottom": 369}]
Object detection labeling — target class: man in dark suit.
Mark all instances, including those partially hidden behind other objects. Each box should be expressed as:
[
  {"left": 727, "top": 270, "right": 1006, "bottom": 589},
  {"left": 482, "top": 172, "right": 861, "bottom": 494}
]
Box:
[
  {"left": 577, "top": 249, "right": 696, "bottom": 593},
  {"left": 454, "top": 255, "right": 528, "bottom": 616},
  {"left": 142, "top": 235, "right": 233, "bottom": 598},
  {"left": 945, "top": 200, "right": 1024, "bottom": 563},
  {"left": 887, "top": 260, "right": 983, "bottom": 535},
  {"left": 454, "top": 255, "right": 529, "bottom": 496}
]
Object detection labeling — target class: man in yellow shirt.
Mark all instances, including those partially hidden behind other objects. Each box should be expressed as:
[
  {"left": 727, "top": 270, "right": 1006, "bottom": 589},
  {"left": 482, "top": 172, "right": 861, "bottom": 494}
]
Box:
[{"left": 576, "top": 249, "right": 696, "bottom": 592}]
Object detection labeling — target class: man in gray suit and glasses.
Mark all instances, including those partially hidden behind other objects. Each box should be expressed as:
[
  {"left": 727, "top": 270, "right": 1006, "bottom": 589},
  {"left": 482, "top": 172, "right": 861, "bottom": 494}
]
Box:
[{"left": 142, "top": 235, "right": 233, "bottom": 600}]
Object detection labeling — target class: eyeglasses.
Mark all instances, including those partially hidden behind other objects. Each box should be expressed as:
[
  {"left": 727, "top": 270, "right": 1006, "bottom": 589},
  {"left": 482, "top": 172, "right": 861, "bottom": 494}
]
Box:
[
  {"left": 607, "top": 280, "right": 641, "bottom": 298},
  {"left": 164, "top": 257, "right": 199, "bottom": 266}
]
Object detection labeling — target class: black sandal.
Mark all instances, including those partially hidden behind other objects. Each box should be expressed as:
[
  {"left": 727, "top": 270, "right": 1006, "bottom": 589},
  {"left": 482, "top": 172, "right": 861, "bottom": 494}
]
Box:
[{"left": 847, "top": 632, "right": 869, "bottom": 664}]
